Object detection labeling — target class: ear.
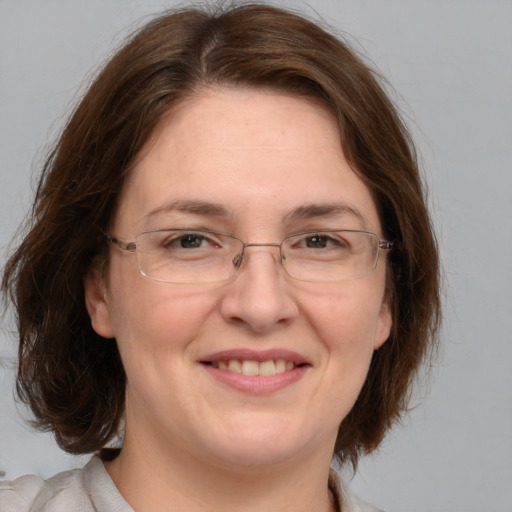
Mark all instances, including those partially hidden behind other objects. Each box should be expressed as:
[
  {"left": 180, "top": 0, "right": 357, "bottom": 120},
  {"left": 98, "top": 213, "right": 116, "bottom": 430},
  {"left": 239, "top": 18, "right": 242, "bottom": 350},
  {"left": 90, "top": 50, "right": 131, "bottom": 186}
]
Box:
[
  {"left": 84, "top": 268, "right": 115, "bottom": 339},
  {"left": 374, "top": 302, "right": 392, "bottom": 350}
]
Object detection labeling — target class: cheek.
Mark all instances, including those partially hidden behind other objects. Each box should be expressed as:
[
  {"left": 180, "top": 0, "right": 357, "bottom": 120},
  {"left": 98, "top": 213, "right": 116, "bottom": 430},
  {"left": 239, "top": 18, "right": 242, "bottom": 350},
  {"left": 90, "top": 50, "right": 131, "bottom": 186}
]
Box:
[
  {"left": 107, "top": 265, "right": 219, "bottom": 362},
  {"left": 108, "top": 286, "right": 220, "bottom": 412},
  {"left": 301, "top": 283, "right": 385, "bottom": 371},
  {"left": 308, "top": 282, "right": 383, "bottom": 335},
  {"left": 295, "top": 286, "right": 385, "bottom": 430}
]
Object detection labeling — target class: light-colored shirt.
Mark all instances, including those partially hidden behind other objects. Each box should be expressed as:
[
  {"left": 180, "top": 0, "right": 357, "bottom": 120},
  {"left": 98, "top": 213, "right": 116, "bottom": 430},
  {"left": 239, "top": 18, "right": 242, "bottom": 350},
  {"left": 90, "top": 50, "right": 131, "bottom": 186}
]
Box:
[{"left": 0, "top": 457, "right": 384, "bottom": 512}]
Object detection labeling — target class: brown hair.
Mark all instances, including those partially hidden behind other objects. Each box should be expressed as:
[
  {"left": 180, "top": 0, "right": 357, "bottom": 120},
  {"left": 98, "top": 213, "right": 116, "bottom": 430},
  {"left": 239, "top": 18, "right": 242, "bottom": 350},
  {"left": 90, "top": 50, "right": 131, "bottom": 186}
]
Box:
[{"left": 2, "top": 3, "right": 440, "bottom": 469}]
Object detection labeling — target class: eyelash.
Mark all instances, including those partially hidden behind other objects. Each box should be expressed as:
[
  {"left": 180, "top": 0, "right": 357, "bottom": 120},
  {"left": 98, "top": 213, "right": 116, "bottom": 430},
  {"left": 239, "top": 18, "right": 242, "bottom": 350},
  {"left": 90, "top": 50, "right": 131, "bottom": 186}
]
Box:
[{"left": 162, "top": 232, "right": 222, "bottom": 249}]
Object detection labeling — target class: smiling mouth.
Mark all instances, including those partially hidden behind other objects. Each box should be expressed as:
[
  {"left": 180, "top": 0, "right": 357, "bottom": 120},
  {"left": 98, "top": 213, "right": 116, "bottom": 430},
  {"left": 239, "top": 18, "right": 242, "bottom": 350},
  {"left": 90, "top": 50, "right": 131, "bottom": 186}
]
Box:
[{"left": 203, "top": 359, "right": 305, "bottom": 376}]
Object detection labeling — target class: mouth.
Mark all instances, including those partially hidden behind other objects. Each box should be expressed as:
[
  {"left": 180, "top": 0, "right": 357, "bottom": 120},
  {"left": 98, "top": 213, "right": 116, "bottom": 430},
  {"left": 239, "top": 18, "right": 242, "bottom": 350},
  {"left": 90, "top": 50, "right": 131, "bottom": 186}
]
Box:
[{"left": 199, "top": 350, "right": 311, "bottom": 394}]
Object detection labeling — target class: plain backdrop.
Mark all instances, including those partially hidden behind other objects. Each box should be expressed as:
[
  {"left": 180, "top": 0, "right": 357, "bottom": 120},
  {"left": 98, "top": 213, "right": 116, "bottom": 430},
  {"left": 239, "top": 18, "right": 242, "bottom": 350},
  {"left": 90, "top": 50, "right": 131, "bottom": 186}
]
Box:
[{"left": 1, "top": 1, "right": 511, "bottom": 511}]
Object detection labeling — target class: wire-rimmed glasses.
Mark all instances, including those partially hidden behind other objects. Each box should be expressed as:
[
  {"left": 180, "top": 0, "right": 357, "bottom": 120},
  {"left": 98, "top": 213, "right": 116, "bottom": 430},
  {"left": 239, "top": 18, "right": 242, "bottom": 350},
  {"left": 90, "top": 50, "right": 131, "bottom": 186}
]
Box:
[{"left": 106, "top": 228, "right": 394, "bottom": 284}]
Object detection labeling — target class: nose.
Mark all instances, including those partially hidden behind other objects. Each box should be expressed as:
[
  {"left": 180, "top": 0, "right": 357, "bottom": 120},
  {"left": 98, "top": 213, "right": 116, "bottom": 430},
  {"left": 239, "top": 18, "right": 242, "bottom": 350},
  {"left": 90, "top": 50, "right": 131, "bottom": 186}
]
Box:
[{"left": 219, "top": 245, "right": 299, "bottom": 333}]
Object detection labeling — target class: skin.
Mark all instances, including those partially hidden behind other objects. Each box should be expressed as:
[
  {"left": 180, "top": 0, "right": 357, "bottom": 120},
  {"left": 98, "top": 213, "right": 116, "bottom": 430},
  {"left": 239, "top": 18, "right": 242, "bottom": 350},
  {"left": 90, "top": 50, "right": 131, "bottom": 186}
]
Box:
[{"left": 85, "top": 87, "right": 392, "bottom": 512}]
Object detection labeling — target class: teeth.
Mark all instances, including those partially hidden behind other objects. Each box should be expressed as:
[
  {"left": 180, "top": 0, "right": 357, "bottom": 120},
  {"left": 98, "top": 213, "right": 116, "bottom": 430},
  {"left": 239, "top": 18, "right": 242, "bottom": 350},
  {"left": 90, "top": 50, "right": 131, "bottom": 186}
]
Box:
[
  {"left": 242, "top": 360, "right": 259, "bottom": 376},
  {"left": 275, "top": 359, "right": 286, "bottom": 374},
  {"left": 259, "top": 360, "right": 276, "bottom": 376},
  {"left": 212, "top": 358, "right": 297, "bottom": 376},
  {"left": 228, "top": 360, "right": 242, "bottom": 373}
]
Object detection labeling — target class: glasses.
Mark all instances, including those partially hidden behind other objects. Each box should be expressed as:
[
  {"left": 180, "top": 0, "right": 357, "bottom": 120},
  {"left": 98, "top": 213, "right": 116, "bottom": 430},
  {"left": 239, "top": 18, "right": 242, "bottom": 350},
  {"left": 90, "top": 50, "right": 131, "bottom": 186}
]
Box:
[{"left": 106, "top": 228, "right": 394, "bottom": 284}]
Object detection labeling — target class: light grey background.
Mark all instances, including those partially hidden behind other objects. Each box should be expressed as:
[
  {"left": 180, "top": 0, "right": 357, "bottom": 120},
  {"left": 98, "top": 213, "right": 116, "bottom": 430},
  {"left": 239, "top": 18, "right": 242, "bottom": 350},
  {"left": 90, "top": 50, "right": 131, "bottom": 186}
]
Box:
[{"left": 1, "top": 1, "right": 511, "bottom": 511}]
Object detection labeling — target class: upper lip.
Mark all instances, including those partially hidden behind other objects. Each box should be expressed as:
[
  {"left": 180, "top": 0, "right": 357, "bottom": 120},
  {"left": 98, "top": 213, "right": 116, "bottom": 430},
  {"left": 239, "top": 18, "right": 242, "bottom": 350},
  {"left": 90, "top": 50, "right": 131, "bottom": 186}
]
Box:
[{"left": 200, "top": 348, "right": 311, "bottom": 365}]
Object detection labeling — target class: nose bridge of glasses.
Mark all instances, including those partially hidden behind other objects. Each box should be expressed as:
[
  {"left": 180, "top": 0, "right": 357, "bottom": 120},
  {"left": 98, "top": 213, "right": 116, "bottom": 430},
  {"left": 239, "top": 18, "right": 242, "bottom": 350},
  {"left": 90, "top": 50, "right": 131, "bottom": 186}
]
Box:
[
  {"left": 244, "top": 242, "right": 281, "bottom": 249},
  {"left": 232, "top": 242, "right": 283, "bottom": 269}
]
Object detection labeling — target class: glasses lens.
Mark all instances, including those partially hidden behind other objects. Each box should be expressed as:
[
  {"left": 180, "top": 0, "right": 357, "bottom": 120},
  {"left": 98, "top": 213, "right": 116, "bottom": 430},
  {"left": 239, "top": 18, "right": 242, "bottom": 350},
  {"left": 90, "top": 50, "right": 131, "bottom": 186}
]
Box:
[
  {"left": 135, "top": 230, "right": 243, "bottom": 283},
  {"left": 132, "top": 229, "right": 383, "bottom": 283},
  {"left": 281, "top": 230, "right": 379, "bottom": 282}
]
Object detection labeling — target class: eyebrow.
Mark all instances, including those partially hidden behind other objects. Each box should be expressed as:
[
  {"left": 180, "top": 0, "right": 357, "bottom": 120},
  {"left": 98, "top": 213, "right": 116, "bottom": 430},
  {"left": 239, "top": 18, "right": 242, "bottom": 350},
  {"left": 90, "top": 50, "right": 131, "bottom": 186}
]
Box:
[
  {"left": 143, "top": 199, "right": 367, "bottom": 227},
  {"left": 284, "top": 202, "right": 367, "bottom": 227},
  {"left": 143, "top": 200, "right": 231, "bottom": 221}
]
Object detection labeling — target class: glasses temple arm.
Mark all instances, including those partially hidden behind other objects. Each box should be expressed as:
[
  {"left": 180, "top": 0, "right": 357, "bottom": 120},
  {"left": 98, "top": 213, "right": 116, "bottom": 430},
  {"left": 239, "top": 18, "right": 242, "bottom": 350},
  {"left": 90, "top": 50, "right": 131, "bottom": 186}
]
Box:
[{"left": 106, "top": 234, "right": 137, "bottom": 252}]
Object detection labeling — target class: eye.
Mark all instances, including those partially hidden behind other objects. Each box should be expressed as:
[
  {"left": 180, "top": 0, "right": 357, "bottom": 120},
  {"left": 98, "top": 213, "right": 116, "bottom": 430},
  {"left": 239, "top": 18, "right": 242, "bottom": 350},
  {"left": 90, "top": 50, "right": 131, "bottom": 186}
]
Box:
[
  {"left": 162, "top": 232, "right": 221, "bottom": 250},
  {"left": 305, "top": 234, "right": 329, "bottom": 249},
  {"left": 296, "top": 234, "right": 346, "bottom": 249},
  {"left": 177, "top": 234, "right": 206, "bottom": 249}
]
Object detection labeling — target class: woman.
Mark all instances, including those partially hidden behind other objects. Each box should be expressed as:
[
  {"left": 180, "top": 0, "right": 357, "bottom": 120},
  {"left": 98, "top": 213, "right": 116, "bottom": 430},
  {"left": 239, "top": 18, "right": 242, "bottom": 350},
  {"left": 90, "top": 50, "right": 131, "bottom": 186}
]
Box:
[{"left": 1, "top": 4, "right": 440, "bottom": 511}]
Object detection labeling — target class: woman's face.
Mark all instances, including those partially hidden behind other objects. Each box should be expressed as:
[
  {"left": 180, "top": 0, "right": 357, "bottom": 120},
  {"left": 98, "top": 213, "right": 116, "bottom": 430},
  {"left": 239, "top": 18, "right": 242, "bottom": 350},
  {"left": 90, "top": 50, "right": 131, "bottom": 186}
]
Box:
[{"left": 85, "top": 88, "right": 391, "bottom": 470}]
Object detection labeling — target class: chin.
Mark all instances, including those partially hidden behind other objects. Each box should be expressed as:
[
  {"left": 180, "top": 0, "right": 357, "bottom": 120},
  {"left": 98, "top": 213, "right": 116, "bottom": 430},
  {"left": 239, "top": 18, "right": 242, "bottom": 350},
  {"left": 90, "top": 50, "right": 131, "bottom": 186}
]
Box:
[
  {"left": 211, "top": 445, "right": 300, "bottom": 471},
  {"left": 199, "top": 423, "right": 321, "bottom": 471}
]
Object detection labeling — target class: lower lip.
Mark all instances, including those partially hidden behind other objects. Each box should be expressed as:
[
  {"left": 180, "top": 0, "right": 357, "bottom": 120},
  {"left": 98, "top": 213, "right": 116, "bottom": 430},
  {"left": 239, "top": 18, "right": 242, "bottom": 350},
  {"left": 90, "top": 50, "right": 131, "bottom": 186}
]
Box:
[{"left": 201, "top": 364, "right": 309, "bottom": 395}]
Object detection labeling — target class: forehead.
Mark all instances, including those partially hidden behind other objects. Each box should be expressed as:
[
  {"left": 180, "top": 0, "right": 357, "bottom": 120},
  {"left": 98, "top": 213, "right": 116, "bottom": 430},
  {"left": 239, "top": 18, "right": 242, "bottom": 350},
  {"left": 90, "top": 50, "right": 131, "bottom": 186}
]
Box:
[{"left": 113, "top": 87, "right": 381, "bottom": 235}]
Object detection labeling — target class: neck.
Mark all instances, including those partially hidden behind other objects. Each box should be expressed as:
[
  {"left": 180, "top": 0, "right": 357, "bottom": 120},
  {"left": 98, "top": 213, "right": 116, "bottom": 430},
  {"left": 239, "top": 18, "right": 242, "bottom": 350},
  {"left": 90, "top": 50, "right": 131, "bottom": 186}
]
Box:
[{"left": 105, "top": 426, "right": 337, "bottom": 512}]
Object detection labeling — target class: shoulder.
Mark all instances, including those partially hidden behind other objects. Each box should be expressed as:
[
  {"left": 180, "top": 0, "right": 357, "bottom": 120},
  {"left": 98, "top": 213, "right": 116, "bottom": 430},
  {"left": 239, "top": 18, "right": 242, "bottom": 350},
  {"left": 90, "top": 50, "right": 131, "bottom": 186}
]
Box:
[
  {"left": 330, "top": 469, "right": 387, "bottom": 512},
  {"left": 0, "top": 465, "right": 89, "bottom": 512},
  {"left": 0, "top": 457, "right": 130, "bottom": 512}
]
